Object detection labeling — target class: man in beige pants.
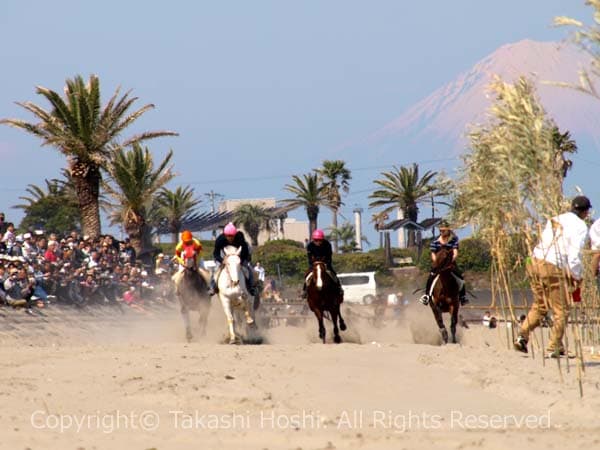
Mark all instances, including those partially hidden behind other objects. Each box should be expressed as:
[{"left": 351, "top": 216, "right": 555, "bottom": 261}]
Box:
[{"left": 515, "top": 196, "right": 591, "bottom": 357}]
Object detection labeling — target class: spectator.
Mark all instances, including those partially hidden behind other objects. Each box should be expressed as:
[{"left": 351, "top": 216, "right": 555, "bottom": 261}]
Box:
[
  {"left": 514, "top": 195, "right": 591, "bottom": 356},
  {"left": 44, "top": 241, "right": 59, "bottom": 263},
  {"left": 482, "top": 311, "right": 491, "bottom": 327},
  {"left": 1, "top": 223, "right": 16, "bottom": 254},
  {"left": 254, "top": 261, "right": 266, "bottom": 283},
  {"left": 0, "top": 212, "right": 7, "bottom": 236}
]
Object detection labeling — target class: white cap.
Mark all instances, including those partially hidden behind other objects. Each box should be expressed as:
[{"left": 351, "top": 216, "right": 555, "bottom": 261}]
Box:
[
  {"left": 15, "top": 234, "right": 23, "bottom": 242},
  {"left": 34, "top": 230, "right": 44, "bottom": 236},
  {"left": 23, "top": 233, "right": 32, "bottom": 239}
]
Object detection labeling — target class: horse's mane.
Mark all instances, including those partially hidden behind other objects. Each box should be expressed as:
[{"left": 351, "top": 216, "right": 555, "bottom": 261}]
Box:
[
  {"left": 223, "top": 245, "right": 240, "bottom": 257},
  {"left": 432, "top": 247, "right": 454, "bottom": 273}
]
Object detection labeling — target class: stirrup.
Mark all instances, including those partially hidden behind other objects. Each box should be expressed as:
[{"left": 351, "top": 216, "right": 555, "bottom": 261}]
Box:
[
  {"left": 514, "top": 336, "right": 528, "bottom": 354},
  {"left": 419, "top": 294, "right": 430, "bottom": 306}
]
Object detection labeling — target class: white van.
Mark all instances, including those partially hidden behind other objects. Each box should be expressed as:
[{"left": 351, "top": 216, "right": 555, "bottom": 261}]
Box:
[{"left": 338, "top": 271, "right": 377, "bottom": 305}]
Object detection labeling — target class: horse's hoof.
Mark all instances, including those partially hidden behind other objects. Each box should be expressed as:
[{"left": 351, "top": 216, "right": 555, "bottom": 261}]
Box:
[
  {"left": 440, "top": 329, "right": 449, "bottom": 344},
  {"left": 334, "top": 335, "right": 342, "bottom": 344},
  {"left": 340, "top": 321, "right": 347, "bottom": 331},
  {"left": 186, "top": 331, "right": 193, "bottom": 342},
  {"left": 228, "top": 337, "right": 239, "bottom": 345}
]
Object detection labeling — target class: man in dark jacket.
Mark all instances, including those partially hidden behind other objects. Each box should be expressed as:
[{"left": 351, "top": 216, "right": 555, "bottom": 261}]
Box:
[
  {"left": 209, "top": 222, "right": 256, "bottom": 296},
  {"left": 302, "top": 229, "right": 344, "bottom": 300}
]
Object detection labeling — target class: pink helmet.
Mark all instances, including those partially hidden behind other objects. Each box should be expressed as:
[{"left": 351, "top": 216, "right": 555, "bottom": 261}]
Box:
[
  {"left": 224, "top": 222, "right": 237, "bottom": 236},
  {"left": 312, "top": 229, "right": 325, "bottom": 240}
]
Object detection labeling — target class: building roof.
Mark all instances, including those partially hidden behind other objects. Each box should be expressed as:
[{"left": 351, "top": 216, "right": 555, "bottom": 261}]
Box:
[{"left": 378, "top": 217, "right": 443, "bottom": 231}]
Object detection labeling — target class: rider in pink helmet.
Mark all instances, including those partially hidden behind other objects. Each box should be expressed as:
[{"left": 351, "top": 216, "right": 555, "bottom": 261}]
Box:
[
  {"left": 224, "top": 222, "right": 237, "bottom": 236},
  {"left": 312, "top": 229, "right": 325, "bottom": 240},
  {"left": 302, "top": 228, "right": 344, "bottom": 301},
  {"left": 209, "top": 222, "right": 256, "bottom": 297}
]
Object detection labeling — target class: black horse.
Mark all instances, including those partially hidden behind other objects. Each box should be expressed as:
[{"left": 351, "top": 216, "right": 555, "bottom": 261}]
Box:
[
  {"left": 178, "top": 256, "right": 210, "bottom": 341},
  {"left": 428, "top": 247, "right": 461, "bottom": 344},
  {"left": 306, "top": 261, "right": 346, "bottom": 343}
]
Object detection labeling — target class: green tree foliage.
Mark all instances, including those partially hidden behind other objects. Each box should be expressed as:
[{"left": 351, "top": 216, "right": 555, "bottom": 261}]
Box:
[
  {"left": 369, "top": 163, "right": 438, "bottom": 247},
  {"left": 233, "top": 203, "right": 272, "bottom": 246},
  {"left": 0, "top": 74, "right": 177, "bottom": 239},
  {"left": 104, "top": 143, "right": 174, "bottom": 254},
  {"left": 315, "top": 160, "right": 351, "bottom": 252},
  {"left": 155, "top": 186, "right": 202, "bottom": 243},
  {"left": 282, "top": 173, "right": 330, "bottom": 236},
  {"left": 15, "top": 180, "right": 80, "bottom": 234}
]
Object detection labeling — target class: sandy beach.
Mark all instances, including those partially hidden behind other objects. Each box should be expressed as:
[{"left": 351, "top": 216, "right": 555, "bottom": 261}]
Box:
[{"left": 1, "top": 300, "right": 599, "bottom": 450}]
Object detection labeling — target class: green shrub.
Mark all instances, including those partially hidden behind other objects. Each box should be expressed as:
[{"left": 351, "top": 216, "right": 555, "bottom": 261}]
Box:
[
  {"left": 253, "top": 241, "right": 306, "bottom": 278},
  {"left": 458, "top": 237, "right": 491, "bottom": 272},
  {"left": 336, "top": 252, "right": 387, "bottom": 273},
  {"left": 416, "top": 236, "right": 491, "bottom": 272}
]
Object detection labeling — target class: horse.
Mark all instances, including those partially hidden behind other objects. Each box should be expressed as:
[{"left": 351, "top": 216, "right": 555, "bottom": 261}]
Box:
[
  {"left": 216, "top": 245, "right": 257, "bottom": 344},
  {"left": 306, "top": 260, "right": 346, "bottom": 343},
  {"left": 177, "top": 253, "right": 211, "bottom": 342},
  {"left": 427, "top": 247, "right": 461, "bottom": 344}
]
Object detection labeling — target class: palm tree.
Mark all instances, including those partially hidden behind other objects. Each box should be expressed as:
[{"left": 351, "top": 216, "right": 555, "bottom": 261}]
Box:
[
  {"left": 233, "top": 203, "right": 272, "bottom": 246},
  {"left": 155, "top": 186, "right": 202, "bottom": 243},
  {"left": 104, "top": 143, "right": 175, "bottom": 254},
  {"left": 315, "top": 160, "right": 351, "bottom": 253},
  {"left": 369, "top": 163, "right": 437, "bottom": 247},
  {"left": 0, "top": 74, "right": 177, "bottom": 239},
  {"left": 282, "top": 173, "right": 330, "bottom": 236},
  {"left": 551, "top": 126, "right": 577, "bottom": 179},
  {"left": 328, "top": 222, "right": 369, "bottom": 253},
  {"left": 13, "top": 178, "right": 81, "bottom": 234}
]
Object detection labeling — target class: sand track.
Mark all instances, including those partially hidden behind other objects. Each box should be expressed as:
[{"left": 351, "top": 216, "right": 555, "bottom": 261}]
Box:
[{"left": 1, "top": 302, "right": 599, "bottom": 449}]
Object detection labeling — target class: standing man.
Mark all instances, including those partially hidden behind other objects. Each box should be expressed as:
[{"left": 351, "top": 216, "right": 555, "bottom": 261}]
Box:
[
  {"left": 254, "top": 262, "right": 266, "bottom": 283},
  {"left": 514, "top": 195, "right": 591, "bottom": 357}
]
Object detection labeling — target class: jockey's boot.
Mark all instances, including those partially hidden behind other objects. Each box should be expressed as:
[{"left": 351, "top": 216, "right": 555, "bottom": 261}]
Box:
[
  {"left": 513, "top": 336, "right": 528, "bottom": 353},
  {"left": 208, "top": 279, "right": 218, "bottom": 296},
  {"left": 247, "top": 280, "right": 257, "bottom": 297}
]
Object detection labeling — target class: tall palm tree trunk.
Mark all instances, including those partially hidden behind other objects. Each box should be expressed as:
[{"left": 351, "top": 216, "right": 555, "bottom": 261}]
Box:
[
  {"left": 331, "top": 209, "right": 339, "bottom": 253},
  {"left": 70, "top": 161, "right": 101, "bottom": 239},
  {"left": 125, "top": 213, "right": 152, "bottom": 256}
]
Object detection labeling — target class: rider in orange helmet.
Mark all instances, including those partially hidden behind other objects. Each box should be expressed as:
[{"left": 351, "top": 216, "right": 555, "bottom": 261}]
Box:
[{"left": 172, "top": 229, "right": 204, "bottom": 295}]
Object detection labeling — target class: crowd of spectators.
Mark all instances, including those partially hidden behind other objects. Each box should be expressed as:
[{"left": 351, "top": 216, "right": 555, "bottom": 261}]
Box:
[{"left": 0, "top": 212, "right": 176, "bottom": 314}]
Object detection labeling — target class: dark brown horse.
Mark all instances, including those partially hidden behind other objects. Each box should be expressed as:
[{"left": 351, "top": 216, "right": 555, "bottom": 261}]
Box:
[
  {"left": 178, "top": 255, "right": 211, "bottom": 342},
  {"left": 428, "top": 247, "right": 460, "bottom": 344},
  {"left": 306, "top": 261, "right": 346, "bottom": 343}
]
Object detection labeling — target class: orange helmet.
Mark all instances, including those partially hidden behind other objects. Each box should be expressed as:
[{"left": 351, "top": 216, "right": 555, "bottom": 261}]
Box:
[{"left": 181, "top": 230, "right": 193, "bottom": 242}]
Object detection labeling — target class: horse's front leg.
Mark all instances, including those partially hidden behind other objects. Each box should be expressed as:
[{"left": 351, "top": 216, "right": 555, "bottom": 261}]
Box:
[
  {"left": 198, "top": 303, "right": 209, "bottom": 337},
  {"left": 220, "top": 295, "right": 238, "bottom": 344},
  {"left": 429, "top": 301, "right": 448, "bottom": 344},
  {"left": 180, "top": 304, "right": 193, "bottom": 342},
  {"left": 449, "top": 303, "right": 458, "bottom": 344},
  {"left": 331, "top": 307, "right": 341, "bottom": 344},
  {"left": 314, "top": 309, "right": 326, "bottom": 343},
  {"left": 338, "top": 304, "right": 347, "bottom": 332}
]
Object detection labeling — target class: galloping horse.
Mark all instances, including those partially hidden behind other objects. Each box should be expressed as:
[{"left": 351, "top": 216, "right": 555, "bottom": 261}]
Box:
[
  {"left": 306, "top": 260, "right": 346, "bottom": 343},
  {"left": 216, "top": 245, "right": 256, "bottom": 344},
  {"left": 427, "top": 247, "right": 461, "bottom": 344},
  {"left": 177, "top": 252, "right": 211, "bottom": 342}
]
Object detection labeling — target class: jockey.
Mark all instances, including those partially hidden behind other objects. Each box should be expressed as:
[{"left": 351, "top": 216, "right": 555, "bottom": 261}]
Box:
[
  {"left": 419, "top": 220, "right": 468, "bottom": 306},
  {"left": 208, "top": 222, "right": 257, "bottom": 296},
  {"left": 301, "top": 229, "right": 344, "bottom": 300},
  {"left": 172, "top": 230, "right": 203, "bottom": 295}
]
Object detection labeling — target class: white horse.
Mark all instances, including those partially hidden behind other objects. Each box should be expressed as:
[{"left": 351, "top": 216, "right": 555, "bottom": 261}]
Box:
[{"left": 217, "top": 246, "right": 256, "bottom": 344}]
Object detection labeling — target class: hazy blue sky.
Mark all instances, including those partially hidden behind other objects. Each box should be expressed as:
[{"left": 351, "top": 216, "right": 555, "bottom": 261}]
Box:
[{"left": 0, "top": 1, "right": 592, "bottom": 243}]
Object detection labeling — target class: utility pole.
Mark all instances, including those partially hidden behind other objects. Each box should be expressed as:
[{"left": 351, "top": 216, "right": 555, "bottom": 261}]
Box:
[{"left": 205, "top": 190, "right": 224, "bottom": 239}]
